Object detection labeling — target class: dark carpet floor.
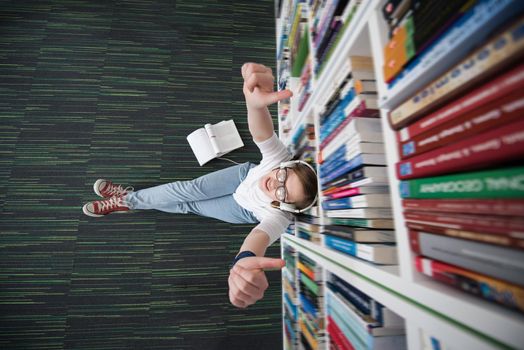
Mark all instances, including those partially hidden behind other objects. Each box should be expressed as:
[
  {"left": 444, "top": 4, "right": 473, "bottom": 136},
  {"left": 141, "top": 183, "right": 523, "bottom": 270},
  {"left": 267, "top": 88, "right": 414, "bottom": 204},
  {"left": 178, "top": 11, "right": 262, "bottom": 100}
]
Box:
[{"left": 0, "top": 1, "right": 283, "bottom": 349}]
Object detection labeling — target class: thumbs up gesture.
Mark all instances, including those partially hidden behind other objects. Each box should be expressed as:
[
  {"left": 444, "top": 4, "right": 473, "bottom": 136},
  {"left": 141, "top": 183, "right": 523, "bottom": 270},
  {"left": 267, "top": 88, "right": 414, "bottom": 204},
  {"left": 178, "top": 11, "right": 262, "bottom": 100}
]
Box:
[
  {"left": 241, "top": 62, "right": 293, "bottom": 109},
  {"left": 228, "top": 256, "right": 286, "bottom": 308}
]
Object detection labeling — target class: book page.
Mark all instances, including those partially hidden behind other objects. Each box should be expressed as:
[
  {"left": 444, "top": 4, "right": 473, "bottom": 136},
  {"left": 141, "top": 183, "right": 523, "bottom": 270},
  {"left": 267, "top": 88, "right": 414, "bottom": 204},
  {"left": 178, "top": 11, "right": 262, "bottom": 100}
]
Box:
[
  {"left": 204, "top": 123, "right": 221, "bottom": 155},
  {"left": 210, "top": 120, "right": 244, "bottom": 156},
  {"left": 186, "top": 128, "right": 216, "bottom": 166}
]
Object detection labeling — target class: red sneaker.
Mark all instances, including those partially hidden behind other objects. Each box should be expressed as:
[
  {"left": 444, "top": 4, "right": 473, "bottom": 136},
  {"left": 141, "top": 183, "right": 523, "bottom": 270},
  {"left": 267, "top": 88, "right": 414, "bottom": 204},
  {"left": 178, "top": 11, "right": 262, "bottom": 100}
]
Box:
[
  {"left": 82, "top": 195, "right": 130, "bottom": 217},
  {"left": 93, "top": 179, "right": 133, "bottom": 198}
]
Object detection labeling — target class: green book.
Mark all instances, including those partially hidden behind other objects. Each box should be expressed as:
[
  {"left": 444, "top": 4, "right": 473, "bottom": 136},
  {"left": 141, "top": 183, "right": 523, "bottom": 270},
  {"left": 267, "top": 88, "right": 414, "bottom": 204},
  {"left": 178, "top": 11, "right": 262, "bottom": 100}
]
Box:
[
  {"left": 291, "top": 26, "right": 309, "bottom": 77},
  {"left": 300, "top": 273, "right": 318, "bottom": 296},
  {"left": 400, "top": 166, "right": 524, "bottom": 199}
]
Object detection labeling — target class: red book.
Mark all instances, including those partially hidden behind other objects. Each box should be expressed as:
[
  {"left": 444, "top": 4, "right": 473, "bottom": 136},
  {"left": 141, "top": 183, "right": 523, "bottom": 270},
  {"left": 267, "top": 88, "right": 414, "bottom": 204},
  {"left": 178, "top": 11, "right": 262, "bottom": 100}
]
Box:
[
  {"left": 396, "top": 118, "right": 524, "bottom": 180},
  {"left": 327, "top": 315, "right": 355, "bottom": 350},
  {"left": 326, "top": 186, "right": 389, "bottom": 200},
  {"left": 320, "top": 100, "right": 378, "bottom": 151},
  {"left": 406, "top": 221, "right": 524, "bottom": 250},
  {"left": 402, "top": 198, "right": 524, "bottom": 216},
  {"left": 415, "top": 256, "right": 524, "bottom": 313},
  {"left": 396, "top": 63, "right": 524, "bottom": 143},
  {"left": 403, "top": 212, "right": 524, "bottom": 236},
  {"left": 398, "top": 90, "right": 524, "bottom": 159}
]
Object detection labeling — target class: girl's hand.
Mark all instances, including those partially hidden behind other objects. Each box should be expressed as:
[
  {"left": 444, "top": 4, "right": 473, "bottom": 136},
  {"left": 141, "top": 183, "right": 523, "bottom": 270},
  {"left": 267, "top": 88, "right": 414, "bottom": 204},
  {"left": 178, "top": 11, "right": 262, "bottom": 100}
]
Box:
[
  {"left": 228, "top": 256, "right": 285, "bottom": 308},
  {"left": 241, "top": 62, "right": 292, "bottom": 109}
]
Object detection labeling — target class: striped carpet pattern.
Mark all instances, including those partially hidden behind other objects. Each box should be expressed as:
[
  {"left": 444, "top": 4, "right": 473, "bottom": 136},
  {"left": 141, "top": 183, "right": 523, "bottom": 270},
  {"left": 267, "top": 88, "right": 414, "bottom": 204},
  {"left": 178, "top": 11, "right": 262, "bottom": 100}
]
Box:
[{"left": 0, "top": 1, "right": 283, "bottom": 349}]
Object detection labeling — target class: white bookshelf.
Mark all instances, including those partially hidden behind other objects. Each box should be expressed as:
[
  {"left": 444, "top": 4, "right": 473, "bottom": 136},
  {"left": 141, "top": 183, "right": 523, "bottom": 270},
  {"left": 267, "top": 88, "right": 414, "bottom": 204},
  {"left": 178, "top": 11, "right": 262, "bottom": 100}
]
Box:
[{"left": 276, "top": 1, "right": 524, "bottom": 349}]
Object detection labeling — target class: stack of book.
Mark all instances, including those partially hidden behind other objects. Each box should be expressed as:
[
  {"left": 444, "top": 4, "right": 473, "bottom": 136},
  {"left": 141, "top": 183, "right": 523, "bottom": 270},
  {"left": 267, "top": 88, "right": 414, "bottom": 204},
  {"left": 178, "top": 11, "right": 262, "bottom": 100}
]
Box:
[
  {"left": 297, "top": 253, "right": 326, "bottom": 350},
  {"left": 318, "top": 55, "right": 396, "bottom": 265},
  {"left": 288, "top": 2, "right": 309, "bottom": 78},
  {"left": 298, "top": 59, "right": 313, "bottom": 112},
  {"left": 310, "top": 0, "right": 363, "bottom": 75},
  {"left": 384, "top": 4, "right": 524, "bottom": 312},
  {"left": 283, "top": 244, "right": 299, "bottom": 349},
  {"left": 277, "top": 0, "right": 309, "bottom": 142},
  {"left": 326, "top": 272, "right": 406, "bottom": 350},
  {"left": 296, "top": 215, "right": 322, "bottom": 244},
  {"left": 381, "top": 0, "right": 523, "bottom": 103}
]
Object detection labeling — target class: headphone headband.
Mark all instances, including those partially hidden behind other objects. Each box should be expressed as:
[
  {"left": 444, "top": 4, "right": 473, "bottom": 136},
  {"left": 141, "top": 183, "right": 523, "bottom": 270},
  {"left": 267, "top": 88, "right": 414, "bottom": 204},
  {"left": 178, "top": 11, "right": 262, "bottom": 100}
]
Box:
[{"left": 271, "top": 160, "right": 318, "bottom": 214}]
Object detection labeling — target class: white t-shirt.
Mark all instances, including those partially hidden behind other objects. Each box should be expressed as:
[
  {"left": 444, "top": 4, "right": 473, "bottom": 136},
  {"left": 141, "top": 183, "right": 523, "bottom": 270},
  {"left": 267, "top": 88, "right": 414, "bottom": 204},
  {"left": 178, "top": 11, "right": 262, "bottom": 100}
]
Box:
[{"left": 233, "top": 133, "right": 294, "bottom": 245}]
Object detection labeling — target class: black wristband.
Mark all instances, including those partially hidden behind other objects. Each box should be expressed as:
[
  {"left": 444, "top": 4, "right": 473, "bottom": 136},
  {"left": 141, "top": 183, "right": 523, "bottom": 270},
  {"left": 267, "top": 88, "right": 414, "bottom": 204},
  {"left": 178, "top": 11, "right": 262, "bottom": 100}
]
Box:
[{"left": 230, "top": 251, "right": 256, "bottom": 269}]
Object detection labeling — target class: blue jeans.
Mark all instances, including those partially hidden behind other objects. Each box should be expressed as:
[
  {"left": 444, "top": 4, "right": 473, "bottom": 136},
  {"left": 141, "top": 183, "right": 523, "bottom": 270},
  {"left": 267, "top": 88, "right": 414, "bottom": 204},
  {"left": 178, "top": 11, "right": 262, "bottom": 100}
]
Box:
[{"left": 124, "top": 162, "right": 259, "bottom": 224}]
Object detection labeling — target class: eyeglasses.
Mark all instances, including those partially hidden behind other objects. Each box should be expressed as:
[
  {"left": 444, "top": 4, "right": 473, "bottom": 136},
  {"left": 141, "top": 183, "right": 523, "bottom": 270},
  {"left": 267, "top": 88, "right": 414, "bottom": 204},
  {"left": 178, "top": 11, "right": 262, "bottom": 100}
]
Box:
[{"left": 275, "top": 167, "right": 288, "bottom": 203}]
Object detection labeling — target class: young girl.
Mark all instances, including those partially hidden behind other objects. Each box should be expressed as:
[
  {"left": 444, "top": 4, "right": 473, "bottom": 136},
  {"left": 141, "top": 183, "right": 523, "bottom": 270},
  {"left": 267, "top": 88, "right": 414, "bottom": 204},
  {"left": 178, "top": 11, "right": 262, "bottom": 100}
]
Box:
[{"left": 82, "top": 63, "right": 318, "bottom": 309}]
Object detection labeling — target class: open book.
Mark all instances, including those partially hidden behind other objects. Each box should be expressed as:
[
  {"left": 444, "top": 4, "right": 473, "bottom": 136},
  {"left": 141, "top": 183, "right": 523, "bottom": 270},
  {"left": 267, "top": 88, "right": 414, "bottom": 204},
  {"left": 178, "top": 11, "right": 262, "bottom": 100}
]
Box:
[{"left": 187, "top": 120, "right": 244, "bottom": 166}]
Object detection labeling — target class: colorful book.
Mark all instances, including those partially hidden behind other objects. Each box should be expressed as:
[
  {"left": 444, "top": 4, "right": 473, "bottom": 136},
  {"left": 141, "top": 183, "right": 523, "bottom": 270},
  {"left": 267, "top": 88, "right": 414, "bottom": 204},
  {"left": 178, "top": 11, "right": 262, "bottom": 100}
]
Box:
[
  {"left": 409, "top": 230, "right": 524, "bottom": 286},
  {"left": 322, "top": 176, "right": 389, "bottom": 194},
  {"left": 322, "top": 154, "right": 388, "bottom": 184},
  {"left": 327, "top": 289, "right": 405, "bottom": 337},
  {"left": 327, "top": 308, "right": 406, "bottom": 350},
  {"left": 396, "top": 118, "right": 524, "bottom": 180},
  {"left": 406, "top": 221, "right": 524, "bottom": 250},
  {"left": 328, "top": 273, "right": 404, "bottom": 327},
  {"left": 322, "top": 139, "right": 385, "bottom": 166},
  {"left": 330, "top": 218, "right": 395, "bottom": 229},
  {"left": 327, "top": 316, "right": 356, "bottom": 350},
  {"left": 320, "top": 99, "right": 379, "bottom": 151},
  {"left": 402, "top": 198, "right": 524, "bottom": 217},
  {"left": 415, "top": 256, "right": 524, "bottom": 313},
  {"left": 322, "top": 225, "right": 395, "bottom": 243},
  {"left": 399, "top": 166, "right": 524, "bottom": 199},
  {"left": 326, "top": 186, "right": 389, "bottom": 200},
  {"left": 322, "top": 194, "right": 392, "bottom": 210},
  {"left": 399, "top": 90, "right": 524, "bottom": 159},
  {"left": 396, "top": 63, "right": 524, "bottom": 143},
  {"left": 388, "top": 14, "right": 524, "bottom": 128},
  {"left": 324, "top": 235, "right": 397, "bottom": 264},
  {"left": 322, "top": 166, "right": 388, "bottom": 192},
  {"left": 326, "top": 208, "right": 393, "bottom": 219}
]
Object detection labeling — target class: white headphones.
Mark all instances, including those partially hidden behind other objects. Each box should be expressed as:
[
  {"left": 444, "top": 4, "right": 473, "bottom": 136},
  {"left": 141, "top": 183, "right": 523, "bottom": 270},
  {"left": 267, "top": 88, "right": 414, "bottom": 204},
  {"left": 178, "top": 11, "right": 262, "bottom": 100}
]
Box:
[{"left": 270, "top": 160, "right": 318, "bottom": 214}]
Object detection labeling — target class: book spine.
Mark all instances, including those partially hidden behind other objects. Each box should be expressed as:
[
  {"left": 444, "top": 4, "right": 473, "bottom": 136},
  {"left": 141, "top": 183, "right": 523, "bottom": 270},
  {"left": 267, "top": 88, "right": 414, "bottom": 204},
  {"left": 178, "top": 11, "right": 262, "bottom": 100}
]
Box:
[
  {"left": 321, "top": 154, "right": 365, "bottom": 184},
  {"left": 402, "top": 198, "right": 524, "bottom": 216},
  {"left": 396, "top": 118, "right": 524, "bottom": 180},
  {"left": 299, "top": 294, "right": 318, "bottom": 318},
  {"left": 398, "top": 63, "right": 524, "bottom": 142},
  {"left": 325, "top": 235, "right": 357, "bottom": 257},
  {"left": 328, "top": 307, "right": 363, "bottom": 350},
  {"left": 399, "top": 91, "right": 524, "bottom": 159},
  {"left": 406, "top": 221, "right": 524, "bottom": 250},
  {"left": 320, "top": 100, "right": 378, "bottom": 150},
  {"left": 327, "top": 187, "right": 363, "bottom": 200},
  {"left": 327, "top": 291, "right": 375, "bottom": 343},
  {"left": 327, "top": 315, "right": 356, "bottom": 350},
  {"left": 404, "top": 212, "right": 524, "bottom": 235},
  {"left": 327, "top": 280, "right": 371, "bottom": 316},
  {"left": 409, "top": 230, "right": 524, "bottom": 286},
  {"left": 389, "top": 15, "right": 524, "bottom": 129},
  {"left": 415, "top": 256, "right": 524, "bottom": 313},
  {"left": 399, "top": 165, "right": 524, "bottom": 199},
  {"left": 327, "top": 306, "right": 365, "bottom": 349},
  {"left": 321, "top": 91, "right": 356, "bottom": 140}
]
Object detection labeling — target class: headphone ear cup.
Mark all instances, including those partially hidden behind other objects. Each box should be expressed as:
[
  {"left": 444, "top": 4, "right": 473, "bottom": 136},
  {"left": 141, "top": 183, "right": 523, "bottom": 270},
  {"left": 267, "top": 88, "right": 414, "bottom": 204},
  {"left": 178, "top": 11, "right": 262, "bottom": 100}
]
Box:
[{"left": 279, "top": 203, "right": 297, "bottom": 213}]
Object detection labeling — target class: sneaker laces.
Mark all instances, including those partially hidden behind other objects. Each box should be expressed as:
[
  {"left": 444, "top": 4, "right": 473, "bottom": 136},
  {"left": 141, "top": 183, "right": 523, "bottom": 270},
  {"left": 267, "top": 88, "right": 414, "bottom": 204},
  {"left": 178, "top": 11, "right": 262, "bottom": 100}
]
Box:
[
  {"left": 99, "top": 196, "right": 127, "bottom": 212},
  {"left": 106, "top": 184, "right": 134, "bottom": 197}
]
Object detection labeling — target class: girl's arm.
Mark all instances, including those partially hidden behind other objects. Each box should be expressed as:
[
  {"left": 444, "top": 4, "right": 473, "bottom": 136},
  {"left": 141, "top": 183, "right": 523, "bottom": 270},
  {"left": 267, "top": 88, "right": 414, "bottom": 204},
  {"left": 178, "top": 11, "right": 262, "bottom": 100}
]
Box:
[{"left": 241, "top": 63, "right": 292, "bottom": 143}]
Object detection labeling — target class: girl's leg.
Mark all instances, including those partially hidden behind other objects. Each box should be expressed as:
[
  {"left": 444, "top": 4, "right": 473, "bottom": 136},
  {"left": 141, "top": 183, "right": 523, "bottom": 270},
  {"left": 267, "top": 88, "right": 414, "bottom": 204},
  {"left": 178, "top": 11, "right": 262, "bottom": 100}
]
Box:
[
  {"left": 153, "top": 194, "right": 259, "bottom": 224},
  {"left": 125, "top": 162, "right": 255, "bottom": 210}
]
